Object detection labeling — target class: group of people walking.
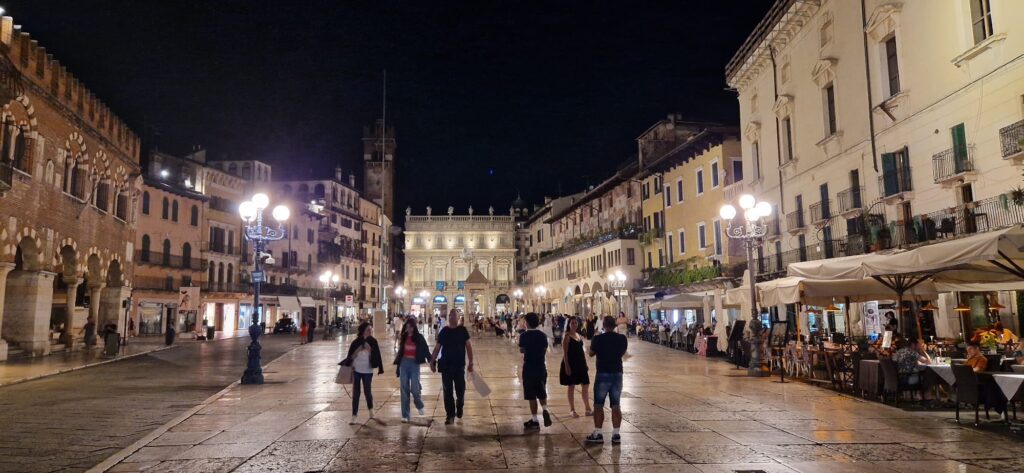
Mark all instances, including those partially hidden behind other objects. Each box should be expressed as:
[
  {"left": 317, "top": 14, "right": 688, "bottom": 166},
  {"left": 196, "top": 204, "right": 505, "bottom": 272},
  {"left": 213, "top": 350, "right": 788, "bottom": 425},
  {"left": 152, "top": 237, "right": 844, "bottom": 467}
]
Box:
[{"left": 338, "top": 309, "right": 629, "bottom": 443}]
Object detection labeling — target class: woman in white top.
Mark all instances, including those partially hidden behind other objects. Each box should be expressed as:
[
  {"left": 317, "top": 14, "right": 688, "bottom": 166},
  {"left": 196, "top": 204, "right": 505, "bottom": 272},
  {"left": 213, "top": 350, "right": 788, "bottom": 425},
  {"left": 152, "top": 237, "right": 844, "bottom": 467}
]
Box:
[{"left": 341, "top": 322, "right": 383, "bottom": 424}]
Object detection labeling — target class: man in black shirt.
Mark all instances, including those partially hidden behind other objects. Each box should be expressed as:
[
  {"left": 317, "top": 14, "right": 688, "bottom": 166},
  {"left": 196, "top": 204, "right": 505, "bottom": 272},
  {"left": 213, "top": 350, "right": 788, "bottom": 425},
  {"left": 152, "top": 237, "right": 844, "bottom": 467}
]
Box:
[
  {"left": 586, "top": 316, "right": 627, "bottom": 444},
  {"left": 431, "top": 309, "right": 474, "bottom": 424},
  {"left": 518, "top": 312, "right": 552, "bottom": 429}
]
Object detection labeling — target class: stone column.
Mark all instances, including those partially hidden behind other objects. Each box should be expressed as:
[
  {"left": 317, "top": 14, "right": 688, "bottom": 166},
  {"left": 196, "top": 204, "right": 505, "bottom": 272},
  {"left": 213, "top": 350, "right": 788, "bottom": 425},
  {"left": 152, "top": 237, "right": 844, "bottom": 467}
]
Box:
[
  {"left": 61, "top": 277, "right": 82, "bottom": 347},
  {"left": 3, "top": 270, "right": 56, "bottom": 356},
  {"left": 0, "top": 263, "right": 15, "bottom": 361},
  {"left": 89, "top": 283, "right": 106, "bottom": 332},
  {"left": 100, "top": 286, "right": 131, "bottom": 331}
]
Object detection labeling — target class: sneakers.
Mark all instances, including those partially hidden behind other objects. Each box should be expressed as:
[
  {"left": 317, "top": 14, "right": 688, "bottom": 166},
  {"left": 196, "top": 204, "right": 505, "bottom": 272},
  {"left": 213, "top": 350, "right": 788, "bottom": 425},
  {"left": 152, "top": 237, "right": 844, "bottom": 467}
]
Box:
[
  {"left": 585, "top": 432, "right": 604, "bottom": 443},
  {"left": 369, "top": 410, "right": 374, "bottom": 419},
  {"left": 542, "top": 410, "right": 552, "bottom": 427},
  {"left": 445, "top": 417, "right": 455, "bottom": 425},
  {"left": 417, "top": 407, "right": 426, "bottom": 416},
  {"left": 523, "top": 419, "right": 541, "bottom": 429},
  {"left": 611, "top": 433, "right": 621, "bottom": 444},
  {"left": 401, "top": 417, "right": 410, "bottom": 423},
  {"left": 349, "top": 416, "right": 358, "bottom": 425}
]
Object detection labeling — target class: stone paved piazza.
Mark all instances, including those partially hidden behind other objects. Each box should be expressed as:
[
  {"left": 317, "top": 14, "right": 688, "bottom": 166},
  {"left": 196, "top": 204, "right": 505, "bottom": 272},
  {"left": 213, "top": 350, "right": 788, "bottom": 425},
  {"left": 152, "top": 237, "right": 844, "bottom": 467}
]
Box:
[{"left": 103, "top": 330, "right": 1024, "bottom": 473}]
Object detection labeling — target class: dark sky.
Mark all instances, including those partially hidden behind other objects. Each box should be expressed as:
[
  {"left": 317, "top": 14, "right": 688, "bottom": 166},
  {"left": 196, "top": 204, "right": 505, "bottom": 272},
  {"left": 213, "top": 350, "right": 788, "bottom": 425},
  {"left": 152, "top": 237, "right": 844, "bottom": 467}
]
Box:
[{"left": 3, "top": 0, "right": 772, "bottom": 220}]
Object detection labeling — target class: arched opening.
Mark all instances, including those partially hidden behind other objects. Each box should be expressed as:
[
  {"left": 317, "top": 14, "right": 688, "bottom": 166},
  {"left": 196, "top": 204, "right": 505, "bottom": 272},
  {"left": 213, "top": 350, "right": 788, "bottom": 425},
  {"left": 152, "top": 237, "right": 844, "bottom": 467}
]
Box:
[
  {"left": 314, "top": 183, "right": 326, "bottom": 198},
  {"left": 217, "top": 262, "right": 225, "bottom": 284},
  {"left": 106, "top": 260, "right": 123, "bottom": 287},
  {"left": 141, "top": 191, "right": 150, "bottom": 214},
  {"left": 171, "top": 200, "right": 179, "bottom": 222},
  {"left": 162, "top": 239, "right": 171, "bottom": 266},
  {"left": 94, "top": 180, "right": 111, "bottom": 212},
  {"left": 115, "top": 190, "right": 128, "bottom": 220},
  {"left": 190, "top": 205, "right": 199, "bottom": 226},
  {"left": 140, "top": 235, "right": 151, "bottom": 262},
  {"left": 227, "top": 263, "right": 234, "bottom": 284},
  {"left": 182, "top": 243, "right": 192, "bottom": 269},
  {"left": 161, "top": 197, "right": 169, "bottom": 219}
]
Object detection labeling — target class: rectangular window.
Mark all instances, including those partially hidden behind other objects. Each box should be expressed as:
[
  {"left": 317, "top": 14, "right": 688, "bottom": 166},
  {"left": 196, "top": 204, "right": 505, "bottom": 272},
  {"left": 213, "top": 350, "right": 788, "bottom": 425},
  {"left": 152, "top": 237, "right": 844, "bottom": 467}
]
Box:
[
  {"left": 781, "top": 117, "right": 794, "bottom": 162},
  {"left": 653, "top": 176, "right": 662, "bottom": 193},
  {"left": 970, "top": 0, "right": 993, "bottom": 44},
  {"left": 713, "top": 219, "right": 723, "bottom": 256},
  {"left": 627, "top": 248, "right": 635, "bottom": 266},
  {"left": 731, "top": 159, "right": 743, "bottom": 183},
  {"left": 711, "top": 161, "right": 720, "bottom": 188},
  {"left": 667, "top": 234, "right": 674, "bottom": 264},
  {"left": 698, "top": 222, "right": 707, "bottom": 249},
  {"left": 676, "top": 179, "right": 683, "bottom": 203},
  {"left": 678, "top": 230, "right": 685, "bottom": 255},
  {"left": 653, "top": 212, "right": 662, "bottom": 229},
  {"left": 664, "top": 185, "right": 671, "bottom": 207},
  {"left": 752, "top": 140, "right": 761, "bottom": 179},
  {"left": 885, "top": 36, "right": 901, "bottom": 96},
  {"left": 824, "top": 83, "right": 837, "bottom": 136},
  {"left": 696, "top": 169, "right": 705, "bottom": 195}
]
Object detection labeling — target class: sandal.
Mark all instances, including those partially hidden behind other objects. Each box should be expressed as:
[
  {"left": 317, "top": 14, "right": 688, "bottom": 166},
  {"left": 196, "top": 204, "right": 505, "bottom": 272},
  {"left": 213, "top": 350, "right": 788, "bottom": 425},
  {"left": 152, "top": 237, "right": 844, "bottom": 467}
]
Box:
[
  {"left": 570, "top": 411, "right": 580, "bottom": 418},
  {"left": 584, "top": 410, "right": 593, "bottom": 416}
]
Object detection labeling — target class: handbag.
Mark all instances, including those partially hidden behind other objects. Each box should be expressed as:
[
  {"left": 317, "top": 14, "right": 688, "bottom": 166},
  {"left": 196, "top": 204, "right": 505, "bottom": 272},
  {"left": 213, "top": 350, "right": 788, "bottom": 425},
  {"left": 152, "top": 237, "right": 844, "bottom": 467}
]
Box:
[
  {"left": 335, "top": 364, "right": 354, "bottom": 385},
  {"left": 470, "top": 370, "right": 491, "bottom": 398}
]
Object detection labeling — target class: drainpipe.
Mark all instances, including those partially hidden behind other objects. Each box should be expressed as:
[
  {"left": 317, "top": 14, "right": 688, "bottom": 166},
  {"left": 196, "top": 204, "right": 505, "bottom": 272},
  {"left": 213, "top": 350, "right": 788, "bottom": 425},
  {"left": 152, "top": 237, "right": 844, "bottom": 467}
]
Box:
[
  {"left": 769, "top": 47, "right": 786, "bottom": 217},
  {"left": 860, "top": 0, "right": 880, "bottom": 173}
]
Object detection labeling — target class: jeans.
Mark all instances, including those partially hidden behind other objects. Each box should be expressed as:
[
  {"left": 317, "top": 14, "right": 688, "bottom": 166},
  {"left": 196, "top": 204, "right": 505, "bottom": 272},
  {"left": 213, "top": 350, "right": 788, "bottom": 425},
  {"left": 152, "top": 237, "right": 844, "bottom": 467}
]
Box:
[
  {"left": 441, "top": 367, "right": 466, "bottom": 419},
  {"left": 593, "top": 372, "right": 623, "bottom": 408},
  {"left": 399, "top": 358, "right": 424, "bottom": 418},
  {"left": 352, "top": 372, "right": 374, "bottom": 416}
]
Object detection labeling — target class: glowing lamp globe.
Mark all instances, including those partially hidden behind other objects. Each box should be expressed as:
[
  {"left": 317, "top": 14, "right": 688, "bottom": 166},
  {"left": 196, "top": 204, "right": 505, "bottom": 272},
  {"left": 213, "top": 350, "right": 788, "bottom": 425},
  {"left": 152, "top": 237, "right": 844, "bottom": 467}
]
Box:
[
  {"left": 238, "top": 201, "right": 257, "bottom": 222},
  {"left": 739, "top": 194, "right": 756, "bottom": 210},
  {"left": 755, "top": 201, "right": 772, "bottom": 218},
  {"left": 272, "top": 205, "right": 290, "bottom": 222},
  {"left": 251, "top": 193, "right": 270, "bottom": 209},
  {"left": 719, "top": 204, "right": 737, "bottom": 220}
]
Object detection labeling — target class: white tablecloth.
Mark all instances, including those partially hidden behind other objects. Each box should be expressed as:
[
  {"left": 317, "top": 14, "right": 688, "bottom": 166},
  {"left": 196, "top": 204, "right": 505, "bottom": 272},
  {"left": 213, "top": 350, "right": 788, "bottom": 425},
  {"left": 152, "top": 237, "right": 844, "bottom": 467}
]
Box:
[
  {"left": 925, "top": 364, "right": 955, "bottom": 386},
  {"left": 992, "top": 374, "right": 1024, "bottom": 401}
]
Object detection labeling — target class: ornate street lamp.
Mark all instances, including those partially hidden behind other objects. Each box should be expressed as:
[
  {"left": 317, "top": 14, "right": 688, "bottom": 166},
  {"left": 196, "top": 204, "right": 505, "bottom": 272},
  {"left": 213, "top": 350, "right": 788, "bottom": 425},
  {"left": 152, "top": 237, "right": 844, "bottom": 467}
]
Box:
[
  {"left": 720, "top": 194, "right": 772, "bottom": 377},
  {"left": 533, "top": 285, "right": 547, "bottom": 314},
  {"left": 607, "top": 270, "right": 627, "bottom": 318},
  {"left": 319, "top": 270, "right": 340, "bottom": 329},
  {"left": 239, "top": 193, "right": 289, "bottom": 385},
  {"left": 394, "top": 286, "right": 407, "bottom": 315},
  {"left": 512, "top": 288, "right": 524, "bottom": 314}
]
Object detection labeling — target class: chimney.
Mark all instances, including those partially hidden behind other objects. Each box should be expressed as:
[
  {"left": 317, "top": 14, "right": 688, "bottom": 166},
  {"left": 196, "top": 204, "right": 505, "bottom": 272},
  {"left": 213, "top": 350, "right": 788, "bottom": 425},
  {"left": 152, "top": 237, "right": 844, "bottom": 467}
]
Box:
[
  {"left": 335, "top": 165, "right": 343, "bottom": 182},
  {"left": 349, "top": 173, "right": 355, "bottom": 187}
]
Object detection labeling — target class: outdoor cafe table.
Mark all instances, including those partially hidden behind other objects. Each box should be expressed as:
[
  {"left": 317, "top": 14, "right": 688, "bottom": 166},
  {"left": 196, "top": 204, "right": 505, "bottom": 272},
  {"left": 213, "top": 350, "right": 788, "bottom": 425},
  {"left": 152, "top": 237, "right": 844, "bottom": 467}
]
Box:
[
  {"left": 992, "top": 374, "right": 1024, "bottom": 411},
  {"left": 925, "top": 364, "right": 956, "bottom": 386}
]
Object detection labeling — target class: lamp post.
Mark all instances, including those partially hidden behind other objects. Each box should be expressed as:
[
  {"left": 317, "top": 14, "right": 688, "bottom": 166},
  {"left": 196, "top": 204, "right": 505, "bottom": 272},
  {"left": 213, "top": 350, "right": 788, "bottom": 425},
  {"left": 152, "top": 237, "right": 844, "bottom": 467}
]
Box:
[
  {"left": 513, "top": 288, "right": 524, "bottom": 314},
  {"left": 720, "top": 194, "right": 772, "bottom": 377},
  {"left": 394, "top": 286, "right": 407, "bottom": 315},
  {"left": 319, "top": 270, "right": 340, "bottom": 329},
  {"left": 533, "top": 285, "right": 547, "bottom": 314},
  {"left": 607, "top": 270, "right": 627, "bottom": 318},
  {"left": 239, "top": 193, "right": 289, "bottom": 385}
]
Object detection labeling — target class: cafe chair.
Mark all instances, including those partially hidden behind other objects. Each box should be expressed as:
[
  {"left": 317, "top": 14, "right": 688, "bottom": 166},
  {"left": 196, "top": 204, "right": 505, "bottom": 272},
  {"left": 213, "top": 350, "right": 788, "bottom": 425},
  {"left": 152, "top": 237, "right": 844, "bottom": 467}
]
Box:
[
  {"left": 951, "top": 364, "right": 990, "bottom": 426},
  {"left": 879, "top": 359, "right": 924, "bottom": 406},
  {"left": 1011, "top": 365, "right": 1024, "bottom": 374}
]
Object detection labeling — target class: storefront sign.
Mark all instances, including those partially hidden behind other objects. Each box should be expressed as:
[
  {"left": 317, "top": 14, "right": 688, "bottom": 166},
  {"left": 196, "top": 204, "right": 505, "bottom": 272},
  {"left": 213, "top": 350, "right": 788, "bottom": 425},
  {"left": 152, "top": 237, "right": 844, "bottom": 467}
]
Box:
[
  {"left": 457, "top": 281, "right": 465, "bottom": 290},
  {"left": 433, "top": 295, "right": 448, "bottom": 303},
  {"left": 178, "top": 287, "right": 199, "bottom": 311},
  {"left": 436, "top": 281, "right": 446, "bottom": 291},
  {"left": 251, "top": 270, "right": 265, "bottom": 283}
]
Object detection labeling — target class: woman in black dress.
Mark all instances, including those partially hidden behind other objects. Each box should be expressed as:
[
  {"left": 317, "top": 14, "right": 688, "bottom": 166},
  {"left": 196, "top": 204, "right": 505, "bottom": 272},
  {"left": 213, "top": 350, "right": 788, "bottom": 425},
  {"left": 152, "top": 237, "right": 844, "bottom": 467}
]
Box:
[{"left": 560, "top": 316, "right": 592, "bottom": 417}]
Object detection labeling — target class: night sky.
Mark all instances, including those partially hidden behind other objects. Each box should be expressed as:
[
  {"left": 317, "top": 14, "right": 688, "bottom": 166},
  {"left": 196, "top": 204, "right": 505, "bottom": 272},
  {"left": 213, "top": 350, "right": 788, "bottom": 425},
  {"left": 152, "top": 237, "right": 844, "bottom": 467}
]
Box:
[{"left": 3, "top": 0, "right": 772, "bottom": 222}]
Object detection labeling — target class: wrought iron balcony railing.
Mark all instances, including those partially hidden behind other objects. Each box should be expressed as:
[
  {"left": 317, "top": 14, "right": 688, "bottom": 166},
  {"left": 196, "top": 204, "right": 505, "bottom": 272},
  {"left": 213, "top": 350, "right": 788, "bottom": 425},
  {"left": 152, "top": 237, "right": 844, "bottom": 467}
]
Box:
[
  {"left": 1000, "top": 119, "right": 1024, "bottom": 158},
  {"left": 878, "top": 165, "right": 913, "bottom": 198},
  {"left": 809, "top": 200, "right": 832, "bottom": 223},
  {"left": 837, "top": 186, "right": 864, "bottom": 214},
  {"left": 932, "top": 145, "right": 975, "bottom": 183},
  {"left": 786, "top": 209, "right": 805, "bottom": 233}
]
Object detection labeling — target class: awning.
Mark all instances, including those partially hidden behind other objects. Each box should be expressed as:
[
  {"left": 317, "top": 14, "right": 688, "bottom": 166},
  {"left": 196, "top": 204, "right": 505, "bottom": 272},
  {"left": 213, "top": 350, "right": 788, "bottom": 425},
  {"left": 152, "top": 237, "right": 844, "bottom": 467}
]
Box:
[
  {"left": 649, "top": 293, "right": 705, "bottom": 310},
  {"left": 757, "top": 277, "right": 803, "bottom": 306},
  {"left": 863, "top": 225, "right": 1024, "bottom": 286},
  {"left": 298, "top": 296, "right": 317, "bottom": 308},
  {"left": 279, "top": 296, "right": 301, "bottom": 312},
  {"left": 757, "top": 276, "right": 939, "bottom": 307},
  {"left": 723, "top": 287, "right": 747, "bottom": 308},
  {"left": 787, "top": 252, "right": 903, "bottom": 280}
]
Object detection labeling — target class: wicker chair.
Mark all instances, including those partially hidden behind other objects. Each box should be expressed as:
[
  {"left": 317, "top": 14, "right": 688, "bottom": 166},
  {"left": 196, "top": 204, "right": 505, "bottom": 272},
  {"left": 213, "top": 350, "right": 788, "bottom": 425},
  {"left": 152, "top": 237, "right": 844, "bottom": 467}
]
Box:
[{"left": 951, "top": 364, "right": 990, "bottom": 426}]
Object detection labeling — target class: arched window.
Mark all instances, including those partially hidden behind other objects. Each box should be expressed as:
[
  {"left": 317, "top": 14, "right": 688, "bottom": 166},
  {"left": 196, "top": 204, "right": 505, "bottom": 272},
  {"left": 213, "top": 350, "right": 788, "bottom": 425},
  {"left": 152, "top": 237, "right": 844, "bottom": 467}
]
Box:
[
  {"left": 116, "top": 191, "right": 128, "bottom": 220},
  {"left": 171, "top": 200, "right": 179, "bottom": 222},
  {"left": 190, "top": 205, "right": 199, "bottom": 226},
  {"left": 94, "top": 181, "right": 111, "bottom": 212},
  {"left": 314, "top": 183, "right": 326, "bottom": 198},
  {"left": 142, "top": 191, "right": 150, "bottom": 214},
  {"left": 182, "top": 243, "right": 192, "bottom": 269},
  {"left": 70, "top": 159, "right": 87, "bottom": 199},
  {"left": 217, "top": 262, "right": 225, "bottom": 284},
  {"left": 227, "top": 263, "right": 234, "bottom": 284},
  {"left": 11, "top": 125, "right": 35, "bottom": 174},
  {"left": 161, "top": 197, "right": 169, "bottom": 219},
  {"left": 140, "top": 235, "right": 151, "bottom": 262},
  {"left": 162, "top": 239, "right": 171, "bottom": 266},
  {"left": 208, "top": 265, "right": 215, "bottom": 289},
  {"left": 228, "top": 163, "right": 238, "bottom": 176}
]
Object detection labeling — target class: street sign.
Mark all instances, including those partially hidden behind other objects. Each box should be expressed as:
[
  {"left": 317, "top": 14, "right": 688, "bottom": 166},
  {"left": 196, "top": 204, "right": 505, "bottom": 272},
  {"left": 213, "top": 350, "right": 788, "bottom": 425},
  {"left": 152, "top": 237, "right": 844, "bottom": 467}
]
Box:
[
  {"left": 345, "top": 295, "right": 354, "bottom": 307},
  {"left": 251, "top": 271, "right": 265, "bottom": 283},
  {"left": 457, "top": 280, "right": 465, "bottom": 290},
  {"left": 436, "top": 281, "right": 446, "bottom": 291}
]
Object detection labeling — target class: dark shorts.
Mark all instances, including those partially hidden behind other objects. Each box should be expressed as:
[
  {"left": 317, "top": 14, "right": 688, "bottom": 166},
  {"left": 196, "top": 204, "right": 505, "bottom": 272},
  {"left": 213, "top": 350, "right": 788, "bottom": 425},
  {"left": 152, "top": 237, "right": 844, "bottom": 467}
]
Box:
[
  {"left": 523, "top": 369, "right": 547, "bottom": 401},
  {"left": 593, "top": 372, "right": 623, "bottom": 408}
]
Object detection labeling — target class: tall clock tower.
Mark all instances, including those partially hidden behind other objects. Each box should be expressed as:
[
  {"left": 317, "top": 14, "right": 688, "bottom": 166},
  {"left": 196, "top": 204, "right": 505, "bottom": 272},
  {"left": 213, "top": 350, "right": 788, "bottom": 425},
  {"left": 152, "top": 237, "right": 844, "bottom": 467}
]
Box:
[{"left": 363, "top": 119, "right": 396, "bottom": 221}]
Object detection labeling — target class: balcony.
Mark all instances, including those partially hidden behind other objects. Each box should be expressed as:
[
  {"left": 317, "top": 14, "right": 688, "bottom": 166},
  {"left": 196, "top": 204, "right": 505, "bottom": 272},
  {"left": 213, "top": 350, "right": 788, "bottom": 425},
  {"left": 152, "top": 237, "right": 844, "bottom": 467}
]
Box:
[
  {"left": 205, "top": 282, "right": 251, "bottom": 293},
  {"left": 135, "top": 251, "right": 204, "bottom": 270},
  {"left": 836, "top": 186, "right": 864, "bottom": 215},
  {"left": 809, "top": 200, "right": 832, "bottom": 224},
  {"left": 1000, "top": 119, "right": 1024, "bottom": 159},
  {"left": 763, "top": 215, "right": 781, "bottom": 240},
  {"left": 537, "top": 223, "right": 640, "bottom": 266},
  {"left": 878, "top": 165, "right": 913, "bottom": 200},
  {"left": 134, "top": 276, "right": 193, "bottom": 291},
  {"left": 786, "top": 209, "right": 805, "bottom": 234},
  {"left": 932, "top": 145, "right": 975, "bottom": 184}
]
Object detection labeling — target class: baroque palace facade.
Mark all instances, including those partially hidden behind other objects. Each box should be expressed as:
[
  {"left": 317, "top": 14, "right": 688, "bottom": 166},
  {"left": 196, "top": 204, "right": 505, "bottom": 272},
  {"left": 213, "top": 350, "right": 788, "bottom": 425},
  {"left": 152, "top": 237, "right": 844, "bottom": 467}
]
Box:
[{"left": 401, "top": 207, "right": 516, "bottom": 317}]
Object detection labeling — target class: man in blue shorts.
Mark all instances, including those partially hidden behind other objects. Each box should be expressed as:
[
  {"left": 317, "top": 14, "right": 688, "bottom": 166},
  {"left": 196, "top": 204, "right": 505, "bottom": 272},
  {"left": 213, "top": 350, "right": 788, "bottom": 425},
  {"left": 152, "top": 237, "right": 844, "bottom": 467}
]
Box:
[
  {"left": 519, "top": 312, "right": 552, "bottom": 429},
  {"left": 586, "top": 315, "right": 627, "bottom": 444}
]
